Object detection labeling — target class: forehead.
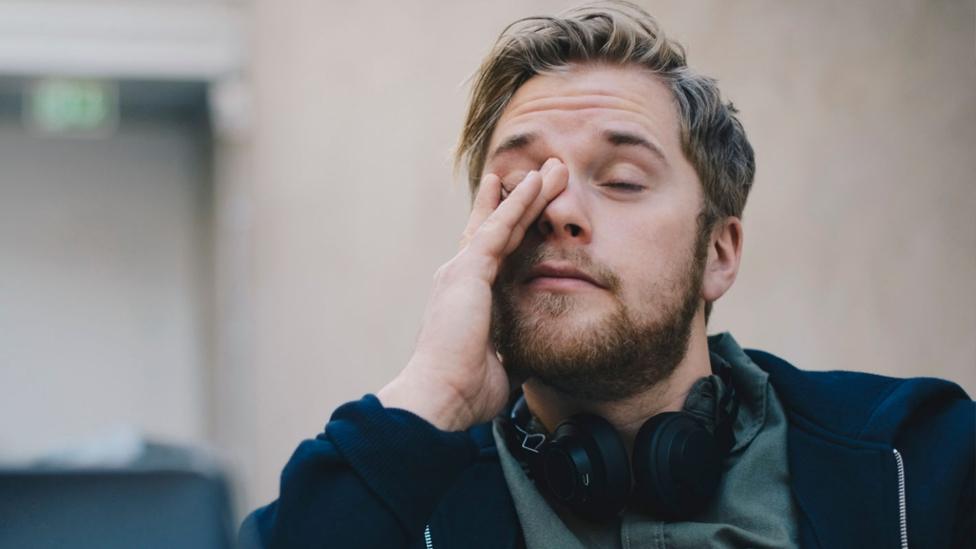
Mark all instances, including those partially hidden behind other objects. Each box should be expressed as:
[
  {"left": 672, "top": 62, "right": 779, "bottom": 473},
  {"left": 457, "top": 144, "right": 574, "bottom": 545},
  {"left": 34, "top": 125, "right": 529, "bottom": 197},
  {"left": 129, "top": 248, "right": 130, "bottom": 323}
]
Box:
[{"left": 489, "top": 63, "right": 681, "bottom": 157}]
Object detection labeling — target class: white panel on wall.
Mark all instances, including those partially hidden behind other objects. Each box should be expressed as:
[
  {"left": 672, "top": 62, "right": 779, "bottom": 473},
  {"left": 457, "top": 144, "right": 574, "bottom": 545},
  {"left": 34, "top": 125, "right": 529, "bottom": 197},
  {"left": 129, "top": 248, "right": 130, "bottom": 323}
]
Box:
[{"left": 0, "top": 118, "right": 212, "bottom": 463}]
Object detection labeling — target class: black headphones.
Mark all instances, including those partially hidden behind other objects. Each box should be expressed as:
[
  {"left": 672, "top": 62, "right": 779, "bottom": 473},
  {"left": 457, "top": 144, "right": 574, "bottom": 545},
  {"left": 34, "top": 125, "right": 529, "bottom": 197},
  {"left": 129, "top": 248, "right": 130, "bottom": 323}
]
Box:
[{"left": 505, "top": 355, "right": 739, "bottom": 522}]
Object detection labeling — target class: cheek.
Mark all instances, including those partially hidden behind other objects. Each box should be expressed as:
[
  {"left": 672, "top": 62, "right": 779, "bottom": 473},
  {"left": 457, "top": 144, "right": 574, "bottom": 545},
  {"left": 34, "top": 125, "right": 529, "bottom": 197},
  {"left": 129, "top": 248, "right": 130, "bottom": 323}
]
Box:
[{"left": 599, "top": 212, "right": 696, "bottom": 300}]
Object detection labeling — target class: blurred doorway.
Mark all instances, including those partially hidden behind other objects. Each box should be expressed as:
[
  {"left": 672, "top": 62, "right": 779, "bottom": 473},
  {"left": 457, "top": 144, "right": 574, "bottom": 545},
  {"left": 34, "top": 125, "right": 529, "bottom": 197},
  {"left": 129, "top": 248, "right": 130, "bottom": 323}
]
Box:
[{"left": 0, "top": 78, "right": 214, "bottom": 462}]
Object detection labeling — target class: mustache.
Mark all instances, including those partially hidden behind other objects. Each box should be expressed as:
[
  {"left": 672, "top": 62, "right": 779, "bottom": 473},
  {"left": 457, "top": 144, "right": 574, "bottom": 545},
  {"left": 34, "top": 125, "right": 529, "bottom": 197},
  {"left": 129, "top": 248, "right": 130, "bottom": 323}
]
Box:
[{"left": 505, "top": 246, "right": 621, "bottom": 291}]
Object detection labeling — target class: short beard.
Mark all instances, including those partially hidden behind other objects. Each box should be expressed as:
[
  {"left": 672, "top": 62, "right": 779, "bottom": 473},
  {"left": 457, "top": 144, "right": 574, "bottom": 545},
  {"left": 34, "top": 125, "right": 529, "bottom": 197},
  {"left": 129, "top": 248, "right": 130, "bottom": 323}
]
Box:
[{"left": 491, "top": 220, "right": 709, "bottom": 402}]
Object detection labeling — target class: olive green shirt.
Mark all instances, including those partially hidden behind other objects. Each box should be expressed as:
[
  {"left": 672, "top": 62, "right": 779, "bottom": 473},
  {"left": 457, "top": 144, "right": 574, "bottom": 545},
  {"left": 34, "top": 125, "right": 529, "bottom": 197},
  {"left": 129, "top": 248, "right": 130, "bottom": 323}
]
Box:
[{"left": 491, "top": 332, "right": 800, "bottom": 549}]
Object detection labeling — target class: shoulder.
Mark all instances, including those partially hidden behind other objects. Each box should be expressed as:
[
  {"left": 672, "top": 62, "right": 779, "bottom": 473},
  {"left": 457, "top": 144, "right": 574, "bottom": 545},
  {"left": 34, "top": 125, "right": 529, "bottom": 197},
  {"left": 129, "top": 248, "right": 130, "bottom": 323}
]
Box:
[
  {"left": 745, "top": 347, "right": 974, "bottom": 445},
  {"left": 746, "top": 348, "right": 975, "bottom": 546}
]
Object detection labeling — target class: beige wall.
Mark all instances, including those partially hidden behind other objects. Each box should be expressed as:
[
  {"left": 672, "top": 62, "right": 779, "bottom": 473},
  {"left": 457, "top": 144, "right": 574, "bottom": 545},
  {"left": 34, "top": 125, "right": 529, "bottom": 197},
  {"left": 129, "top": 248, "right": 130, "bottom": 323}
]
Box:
[{"left": 221, "top": 0, "right": 976, "bottom": 512}]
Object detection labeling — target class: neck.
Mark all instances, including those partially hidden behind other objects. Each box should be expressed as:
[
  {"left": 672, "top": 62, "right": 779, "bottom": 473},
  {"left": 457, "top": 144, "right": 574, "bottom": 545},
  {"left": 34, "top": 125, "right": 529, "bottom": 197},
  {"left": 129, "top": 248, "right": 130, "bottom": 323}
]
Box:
[{"left": 521, "top": 315, "right": 711, "bottom": 452}]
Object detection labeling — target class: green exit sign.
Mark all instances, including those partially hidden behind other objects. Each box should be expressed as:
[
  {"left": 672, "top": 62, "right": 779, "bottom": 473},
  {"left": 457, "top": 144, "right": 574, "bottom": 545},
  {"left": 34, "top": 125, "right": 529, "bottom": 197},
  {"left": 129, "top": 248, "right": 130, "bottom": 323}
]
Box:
[{"left": 27, "top": 78, "right": 118, "bottom": 137}]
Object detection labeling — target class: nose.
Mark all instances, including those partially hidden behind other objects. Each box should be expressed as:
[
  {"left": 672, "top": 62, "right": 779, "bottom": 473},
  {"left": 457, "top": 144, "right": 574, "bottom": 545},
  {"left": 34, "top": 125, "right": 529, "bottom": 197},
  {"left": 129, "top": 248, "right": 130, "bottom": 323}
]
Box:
[{"left": 535, "top": 177, "right": 591, "bottom": 243}]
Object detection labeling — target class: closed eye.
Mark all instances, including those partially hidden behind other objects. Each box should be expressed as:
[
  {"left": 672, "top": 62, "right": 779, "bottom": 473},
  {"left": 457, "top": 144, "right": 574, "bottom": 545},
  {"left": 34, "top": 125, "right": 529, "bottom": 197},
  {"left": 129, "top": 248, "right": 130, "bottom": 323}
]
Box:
[
  {"left": 602, "top": 181, "right": 645, "bottom": 192},
  {"left": 501, "top": 171, "right": 529, "bottom": 193}
]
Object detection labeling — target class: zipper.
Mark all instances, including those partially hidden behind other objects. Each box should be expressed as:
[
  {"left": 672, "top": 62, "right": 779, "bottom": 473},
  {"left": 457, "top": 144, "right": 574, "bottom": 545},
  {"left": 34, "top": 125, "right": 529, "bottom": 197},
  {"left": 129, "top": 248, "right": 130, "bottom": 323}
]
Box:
[
  {"left": 892, "top": 448, "right": 908, "bottom": 549},
  {"left": 419, "top": 450, "right": 910, "bottom": 549}
]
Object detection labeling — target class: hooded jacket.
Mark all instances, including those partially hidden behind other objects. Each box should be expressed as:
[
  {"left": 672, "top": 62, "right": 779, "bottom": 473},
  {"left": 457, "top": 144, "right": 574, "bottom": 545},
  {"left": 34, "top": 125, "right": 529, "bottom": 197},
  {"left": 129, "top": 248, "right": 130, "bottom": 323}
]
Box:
[{"left": 240, "top": 348, "right": 974, "bottom": 549}]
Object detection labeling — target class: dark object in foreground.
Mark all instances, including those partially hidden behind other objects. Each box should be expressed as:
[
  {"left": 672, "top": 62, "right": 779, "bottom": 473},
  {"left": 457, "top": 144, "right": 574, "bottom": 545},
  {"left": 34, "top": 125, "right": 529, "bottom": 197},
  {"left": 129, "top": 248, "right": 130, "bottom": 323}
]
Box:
[{"left": 0, "top": 468, "right": 233, "bottom": 549}]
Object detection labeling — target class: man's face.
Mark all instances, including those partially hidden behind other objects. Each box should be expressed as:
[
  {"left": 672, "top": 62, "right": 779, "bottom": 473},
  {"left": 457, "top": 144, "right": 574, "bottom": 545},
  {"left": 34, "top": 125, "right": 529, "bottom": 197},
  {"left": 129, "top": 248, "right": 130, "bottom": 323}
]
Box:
[{"left": 485, "top": 63, "right": 709, "bottom": 401}]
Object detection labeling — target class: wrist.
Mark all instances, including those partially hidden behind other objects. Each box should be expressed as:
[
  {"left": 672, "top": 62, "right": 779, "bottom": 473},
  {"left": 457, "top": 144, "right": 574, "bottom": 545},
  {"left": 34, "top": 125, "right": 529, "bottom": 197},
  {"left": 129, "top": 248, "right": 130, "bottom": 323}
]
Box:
[{"left": 377, "top": 373, "right": 472, "bottom": 432}]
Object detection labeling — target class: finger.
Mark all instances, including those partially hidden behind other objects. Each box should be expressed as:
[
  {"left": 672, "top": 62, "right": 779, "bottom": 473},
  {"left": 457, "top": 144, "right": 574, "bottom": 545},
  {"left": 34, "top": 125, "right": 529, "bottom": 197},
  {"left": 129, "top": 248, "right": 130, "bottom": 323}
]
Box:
[
  {"left": 460, "top": 174, "right": 502, "bottom": 248},
  {"left": 466, "top": 170, "right": 543, "bottom": 259},
  {"left": 502, "top": 160, "right": 568, "bottom": 254},
  {"left": 538, "top": 157, "right": 560, "bottom": 177}
]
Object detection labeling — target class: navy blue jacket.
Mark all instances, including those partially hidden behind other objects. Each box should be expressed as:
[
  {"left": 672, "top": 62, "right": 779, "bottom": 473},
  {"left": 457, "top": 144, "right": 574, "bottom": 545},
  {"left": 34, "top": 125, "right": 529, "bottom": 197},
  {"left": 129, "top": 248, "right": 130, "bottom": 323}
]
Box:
[{"left": 241, "top": 350, "right": 975, "bottom": 548}]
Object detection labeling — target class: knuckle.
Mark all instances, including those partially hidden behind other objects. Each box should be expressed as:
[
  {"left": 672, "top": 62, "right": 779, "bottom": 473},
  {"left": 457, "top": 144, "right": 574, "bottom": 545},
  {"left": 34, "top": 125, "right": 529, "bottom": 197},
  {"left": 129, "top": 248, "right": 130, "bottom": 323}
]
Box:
[
  {"left": 436, "top": 253, "right": 470, "bottom": 282},
  {"left": 481, "top": 213, "right": 511, "bottom": 234},
  {"left": 433, "top": 261, "right": 452, "bottom": 283},
  {"left": 438, "top": 248, "right": 495, "bottom": 284}
]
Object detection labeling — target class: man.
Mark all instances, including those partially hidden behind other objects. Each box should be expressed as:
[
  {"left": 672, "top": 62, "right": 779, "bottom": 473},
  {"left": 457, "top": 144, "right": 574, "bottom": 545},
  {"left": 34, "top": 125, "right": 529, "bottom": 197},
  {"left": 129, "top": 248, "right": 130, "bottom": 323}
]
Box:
[{"left": 241, "top": 3, "right": 974, "bottom": 548}]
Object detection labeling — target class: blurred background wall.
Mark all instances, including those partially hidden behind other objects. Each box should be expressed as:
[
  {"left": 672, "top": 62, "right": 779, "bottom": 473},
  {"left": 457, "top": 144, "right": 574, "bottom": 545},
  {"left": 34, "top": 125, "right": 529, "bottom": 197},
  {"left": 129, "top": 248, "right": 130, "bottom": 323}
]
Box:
[{"left": 0, "top": 0, "right": 973, "bottom": 520}]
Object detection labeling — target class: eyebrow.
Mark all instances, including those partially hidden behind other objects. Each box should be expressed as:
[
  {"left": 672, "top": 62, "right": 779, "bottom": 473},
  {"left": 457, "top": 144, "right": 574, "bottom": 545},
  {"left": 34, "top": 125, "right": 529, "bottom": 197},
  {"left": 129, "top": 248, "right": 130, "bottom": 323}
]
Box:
[
  {"left": 488, "top": 132, "right": 537, "bottom": 161},
  {"left": 603, "top": 130, "right": 668, "bottom": 164},
  {"left": 487, "top": 130, "right": 668, "bottom": 165}
]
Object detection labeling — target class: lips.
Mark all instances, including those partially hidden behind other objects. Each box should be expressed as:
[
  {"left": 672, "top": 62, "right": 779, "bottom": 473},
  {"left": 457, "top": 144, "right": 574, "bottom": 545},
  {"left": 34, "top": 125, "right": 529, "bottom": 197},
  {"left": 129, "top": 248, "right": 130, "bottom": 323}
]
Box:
[{"left": 525, "top": 261, "right": 604, "bottom": 288}]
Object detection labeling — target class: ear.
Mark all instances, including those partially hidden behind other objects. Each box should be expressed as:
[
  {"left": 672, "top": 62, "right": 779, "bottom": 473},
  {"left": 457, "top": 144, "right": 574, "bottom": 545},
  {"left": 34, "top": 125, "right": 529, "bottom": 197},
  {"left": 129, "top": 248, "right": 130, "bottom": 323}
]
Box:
[{"left": 701, "top": 217, "right": 743, "bottom": 303}]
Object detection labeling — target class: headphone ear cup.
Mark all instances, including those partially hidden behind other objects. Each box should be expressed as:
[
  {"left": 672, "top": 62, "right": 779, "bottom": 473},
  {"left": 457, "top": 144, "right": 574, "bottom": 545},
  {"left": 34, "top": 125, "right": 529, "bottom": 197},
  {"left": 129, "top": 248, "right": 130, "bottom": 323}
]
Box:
[
  {"left": 631, "top": 412, "right": 723, "bottom": 519},
  {"left": 541, "top": 414, "right": 631, "bottom": 521}
]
